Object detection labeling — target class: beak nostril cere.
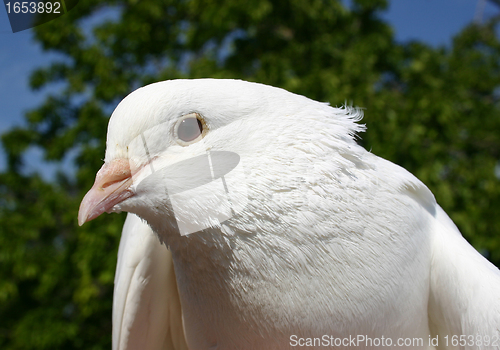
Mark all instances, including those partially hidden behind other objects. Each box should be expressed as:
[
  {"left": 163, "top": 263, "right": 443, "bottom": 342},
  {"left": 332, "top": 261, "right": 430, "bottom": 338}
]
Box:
[{"left": 78, "top": 159, "right": 135, "bottom": 225}]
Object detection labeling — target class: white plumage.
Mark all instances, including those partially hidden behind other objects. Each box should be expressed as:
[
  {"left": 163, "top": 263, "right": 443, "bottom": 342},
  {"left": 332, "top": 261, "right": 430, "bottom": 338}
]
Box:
[{"left": 79, "top": 79, "right": 500, "bottom": 350}]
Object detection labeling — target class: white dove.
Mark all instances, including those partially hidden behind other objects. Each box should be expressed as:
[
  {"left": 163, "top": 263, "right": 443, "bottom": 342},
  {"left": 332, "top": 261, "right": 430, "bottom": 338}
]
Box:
[{"left": 79, "top": 79, "right": 500, "bottom": 350}]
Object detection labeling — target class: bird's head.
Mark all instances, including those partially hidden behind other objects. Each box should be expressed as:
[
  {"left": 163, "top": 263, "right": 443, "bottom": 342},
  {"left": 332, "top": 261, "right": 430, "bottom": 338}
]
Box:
[{"left": 78, "top": 79, "right": 364, "bottom": 244}]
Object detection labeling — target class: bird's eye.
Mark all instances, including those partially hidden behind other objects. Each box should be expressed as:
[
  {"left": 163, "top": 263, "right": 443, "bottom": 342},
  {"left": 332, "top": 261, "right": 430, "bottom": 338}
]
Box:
[{"left": 175, "top": 113, "right": 206, "bottom": 145}]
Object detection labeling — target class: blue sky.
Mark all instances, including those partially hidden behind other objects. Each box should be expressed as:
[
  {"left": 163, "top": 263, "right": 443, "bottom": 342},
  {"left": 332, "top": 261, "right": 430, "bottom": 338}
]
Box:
[{"left": 0, "top": 0, "right": 498, "bottom": 178}]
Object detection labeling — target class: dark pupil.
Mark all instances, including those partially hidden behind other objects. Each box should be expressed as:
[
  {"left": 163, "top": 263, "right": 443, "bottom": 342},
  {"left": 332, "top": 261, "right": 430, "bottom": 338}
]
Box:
[{"left": 178, "top": 117, "right": 203, "bottom": 142}]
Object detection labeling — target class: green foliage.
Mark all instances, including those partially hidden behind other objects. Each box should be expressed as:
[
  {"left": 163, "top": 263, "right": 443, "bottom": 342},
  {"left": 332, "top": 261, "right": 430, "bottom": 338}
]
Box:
[{"left": 1, "top": 0, "right": 499, "bottom": 348}]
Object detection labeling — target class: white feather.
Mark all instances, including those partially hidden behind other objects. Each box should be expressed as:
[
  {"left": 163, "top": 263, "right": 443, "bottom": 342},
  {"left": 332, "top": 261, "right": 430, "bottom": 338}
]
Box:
[
  {"left": 113, "top": 213, "right": 187, "bottom": 350},
  {"left": 102, "top": 79, "right": 500, "bottom": 350}
]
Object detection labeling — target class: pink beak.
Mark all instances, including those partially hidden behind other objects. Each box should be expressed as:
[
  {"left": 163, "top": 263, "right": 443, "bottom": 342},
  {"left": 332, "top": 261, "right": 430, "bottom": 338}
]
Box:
[{"left": 78, "top": 159, "right": 135, "bottom": 226}]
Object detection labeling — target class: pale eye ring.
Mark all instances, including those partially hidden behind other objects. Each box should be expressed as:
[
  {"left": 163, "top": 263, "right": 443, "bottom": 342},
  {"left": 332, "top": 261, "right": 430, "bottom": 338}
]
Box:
[{"left": 174, "top": 113, "right": 207, "bottom": 146}]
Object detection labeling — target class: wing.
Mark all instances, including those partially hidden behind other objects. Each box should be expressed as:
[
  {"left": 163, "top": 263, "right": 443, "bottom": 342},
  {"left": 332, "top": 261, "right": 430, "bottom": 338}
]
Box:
[
  {"left": 429, "top": 205, "right": 500, "bottom": 348},
  {"left": 113, "top": 213, "right": 188, "bottom": 350}
]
